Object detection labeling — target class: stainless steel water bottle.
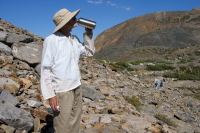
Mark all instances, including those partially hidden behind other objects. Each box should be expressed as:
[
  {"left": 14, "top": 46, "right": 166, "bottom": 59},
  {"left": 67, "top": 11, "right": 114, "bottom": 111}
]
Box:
[{"left": 76, "top": 18, "right": 96, "bottom": 29}]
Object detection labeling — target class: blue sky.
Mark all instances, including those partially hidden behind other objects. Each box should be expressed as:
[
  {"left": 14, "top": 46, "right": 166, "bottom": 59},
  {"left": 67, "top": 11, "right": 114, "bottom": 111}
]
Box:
[{"left": 0, "top": 0, "right": 199, "bottom": 42}]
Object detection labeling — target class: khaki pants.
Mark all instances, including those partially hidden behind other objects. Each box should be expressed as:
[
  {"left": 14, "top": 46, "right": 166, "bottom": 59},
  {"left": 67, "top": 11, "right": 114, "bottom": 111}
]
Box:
[{"left": 53, "top": 86, "right": 82, "bottom": 133}]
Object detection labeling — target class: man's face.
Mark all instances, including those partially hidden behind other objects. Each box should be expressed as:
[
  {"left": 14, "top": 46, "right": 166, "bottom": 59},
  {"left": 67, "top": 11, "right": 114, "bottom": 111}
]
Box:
[{"left": 63, "top": 17, "right": 77, "bottom": 30}]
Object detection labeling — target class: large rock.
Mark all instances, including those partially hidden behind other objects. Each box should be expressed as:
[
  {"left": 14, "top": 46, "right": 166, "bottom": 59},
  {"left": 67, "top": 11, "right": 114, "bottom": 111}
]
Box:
[
  {"left": 0, "top": 103, "right": 34, "bottom": 132},
  {"left": 12, "top": 43, "right": 42, "bottom": 64},
  {"left": 0, "top": 90, "right": 19, "bottom": 106},
  {"left": 81, "top": 85, "right": 105, "bottom": 101},
  {"left": 0, "top": 42, "right": 12, "bottom": 55},
  {"left": 0, "top": 31, "right": 8, "bottom": 42},
  {"left": 0, "top": 77, "right": 20, "bottom": 94},
  {"left": 6, "top": 33, "right": 34, "bottom": 43}
]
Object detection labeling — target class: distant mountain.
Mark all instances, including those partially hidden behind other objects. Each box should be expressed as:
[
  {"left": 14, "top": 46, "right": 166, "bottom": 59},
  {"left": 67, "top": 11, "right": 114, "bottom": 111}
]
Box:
[{"left": 94, "top": 7, "right": 200, "bottom": 60}]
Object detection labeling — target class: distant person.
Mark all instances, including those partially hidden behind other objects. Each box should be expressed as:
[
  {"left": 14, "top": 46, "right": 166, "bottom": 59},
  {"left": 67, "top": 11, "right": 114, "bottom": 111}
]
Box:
[
  {"left": 160, "top": 80, "right": 163, "bottom": 89},
  {"left": 40, "top": 8, "right": 95, "bottom": 133},
  {"left": 155, "top": 80, "right": 159, "bottom": 90}
]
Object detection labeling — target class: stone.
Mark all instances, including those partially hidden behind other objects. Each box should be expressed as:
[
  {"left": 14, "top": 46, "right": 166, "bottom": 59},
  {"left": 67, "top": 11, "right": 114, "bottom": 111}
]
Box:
[
  {"left": 82, "top": 85, "right": 105, "bottom": 101},
  {"left": 0, "top": 90, "right": 19, "bottom": 106},
  {"left": 100, "top": 115, "right": 111, "bottom": 123},
  {"left": 30, "top": 108, "right": 52, "bottom": 121},
  {"left": 6, "top": 33, "right": 34, "bottom": 43},
  {"left": 0, "top": 77, "right": 20, "bottom": 94},
  {"left": 19, "top": 78, "right": 32, "bottom": 90},
  {"left": 34, "top": 117, "right": 40, "bottom": 132},
  {"left": 0, "top": 31, "right": 8, "bottom": 42},
  {"left": 111, "top": 117, "right": 121, "bottom": 122},
  {"left": 0, "top": 42, "right": 12, "bottom": 55},
  {"left": 0, "top": 124, "right": 15, "bottom": 133},
  {"left": 93, "top": 123, "right": 105, "bottom": 128},
  {"left": 27, "top": 99, "right": 43, "bottom": 107},
  {"left": 120, "top": 123, "right": 131, "bottom": 133},
  {"left": 12, "top": 43, "right": 42, "bottom": 64},
  {"left": 79, "top": 126, "right": 126, "bottom": 133},
  {"left": 0, "top": 103, "right": 34, "bottom": 131}
]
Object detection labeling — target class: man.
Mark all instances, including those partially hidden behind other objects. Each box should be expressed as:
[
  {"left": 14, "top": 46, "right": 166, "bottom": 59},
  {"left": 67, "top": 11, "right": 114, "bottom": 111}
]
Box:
[{"left": 40, "top": 8, "right": 95, "bottom": 133}]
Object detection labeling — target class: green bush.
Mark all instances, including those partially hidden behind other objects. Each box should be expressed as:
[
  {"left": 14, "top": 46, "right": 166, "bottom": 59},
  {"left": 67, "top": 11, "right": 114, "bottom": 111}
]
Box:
[
  {"left": 146, "top": 64, "right": 175, "bottom": 71},
  {"left": 157, "top": 61, "right": 173, "bottom": 64},
  {"left": 96, "top": 59, "right": 106, "bottom": 64},
  {"left": 116, "top": 61, "right": 129, "bottom": 68},
  {"left": 155, "top": 114, "right": 177, "bottom": 127},
  {"left": 189, "top": 16, "right": 200, "bottom": 22},
  {"left": 181, "top": 15, "right": 190, "bottom": 21},
  {"left": 127, "top": 67, "right": 134, "bottom": 71},
  {"left": 163, "top": 66, "right": 200, "bottom": 80},
  {"left": 130, "top": 60, "right": 153, "bottom": 65},
  {"left": 194, "top": 51, "right": 200, "bottom": 56},
  {"left": 163, "top": 73, "right": 177, "bottom": 78},
  {"left": 126, "top": 96, "right": 142, "bottom": 111},
  {"left": 178, "top": 59, "right": 187, "bottom": 64},
  {"left": 109, "top": 61, "right": 135, "bottom": 71}
]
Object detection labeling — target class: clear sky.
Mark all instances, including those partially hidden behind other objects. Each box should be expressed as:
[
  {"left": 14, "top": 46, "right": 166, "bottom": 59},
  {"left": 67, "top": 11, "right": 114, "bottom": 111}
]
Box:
[{"left": 0, "top": 0, "right": 199, "bottom": 42}]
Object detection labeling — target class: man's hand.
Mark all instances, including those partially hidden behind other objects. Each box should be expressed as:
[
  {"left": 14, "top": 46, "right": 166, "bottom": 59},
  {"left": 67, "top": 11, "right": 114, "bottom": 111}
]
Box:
[
  {"left": 49, "top": 96, "right": 59, "bottom": 111},
  {"left": 85, "top": 27, "right": 93, "bottom": 35}
]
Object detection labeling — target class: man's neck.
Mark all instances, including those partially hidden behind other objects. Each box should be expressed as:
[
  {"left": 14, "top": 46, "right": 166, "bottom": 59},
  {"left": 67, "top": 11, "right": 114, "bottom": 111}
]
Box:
[{"left": 60, "top": 29, "right": 71, "bottom": 37}]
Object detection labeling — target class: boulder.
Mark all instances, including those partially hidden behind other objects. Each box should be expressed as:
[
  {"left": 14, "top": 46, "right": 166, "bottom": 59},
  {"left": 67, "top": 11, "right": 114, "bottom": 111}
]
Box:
[
  {"left": 0, "top": 42, "right": 12, "bottom": 55},
  {"left": 0, "top": 103, "right": 34, "bottom": 132},
  {"left": 12, "top": 43, "right": 42, "bottom": 64}
]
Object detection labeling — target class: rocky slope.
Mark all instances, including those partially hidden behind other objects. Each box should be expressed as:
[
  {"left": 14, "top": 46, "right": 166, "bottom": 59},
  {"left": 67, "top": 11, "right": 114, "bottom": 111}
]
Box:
[
  {"left": 0, "top": 19, "right": 200, "bottom": 133},
  {"left": 94, "top": 7, "right": 200, "bottom": 60}
]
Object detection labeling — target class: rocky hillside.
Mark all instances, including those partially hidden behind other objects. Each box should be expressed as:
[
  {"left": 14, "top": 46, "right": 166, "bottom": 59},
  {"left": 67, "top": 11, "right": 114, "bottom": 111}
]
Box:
[
  {"left": 94, "top": 7, "right": 200, "bottom": 60},
  {"left": 0, "top": 19, "right": 200, "bottom": 133}
]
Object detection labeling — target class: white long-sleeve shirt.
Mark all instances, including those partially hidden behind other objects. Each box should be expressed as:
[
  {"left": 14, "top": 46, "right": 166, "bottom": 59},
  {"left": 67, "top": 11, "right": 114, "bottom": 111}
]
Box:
[{"left": 40, "top": 31, "right": 95, "bottom": 100}]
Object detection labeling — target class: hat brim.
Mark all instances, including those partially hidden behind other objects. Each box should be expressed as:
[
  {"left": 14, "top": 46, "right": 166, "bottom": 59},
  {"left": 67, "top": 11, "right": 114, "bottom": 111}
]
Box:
[{"left": 53, "top": 9, "right": 80, "bottom": 33}]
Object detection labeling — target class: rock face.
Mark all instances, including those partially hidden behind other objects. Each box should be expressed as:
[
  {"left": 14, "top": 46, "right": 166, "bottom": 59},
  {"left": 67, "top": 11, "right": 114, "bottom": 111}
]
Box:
[
  {"left": 0, "top": 19, "right": 200, "bottom": 133},
  {"left": 94, "top": 7, "right": 200, "bottom": 60}
]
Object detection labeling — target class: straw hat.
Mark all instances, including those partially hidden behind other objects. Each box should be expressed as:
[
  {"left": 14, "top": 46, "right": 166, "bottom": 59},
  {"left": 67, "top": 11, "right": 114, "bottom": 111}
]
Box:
[{"left": 53, "top": 8, "right": 80, "bottom": 33}]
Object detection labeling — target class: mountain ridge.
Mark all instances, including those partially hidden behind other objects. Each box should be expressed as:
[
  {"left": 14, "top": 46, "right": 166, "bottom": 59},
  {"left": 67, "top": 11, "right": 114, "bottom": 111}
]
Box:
[{"left": 94, "top": 7, "right": 200, "bottom": 60}]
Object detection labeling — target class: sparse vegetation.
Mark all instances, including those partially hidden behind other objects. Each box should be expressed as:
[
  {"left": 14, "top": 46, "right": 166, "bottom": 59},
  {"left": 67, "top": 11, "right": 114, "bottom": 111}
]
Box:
[
  {"left": 157, "top": 60, "right": 173, "bottom": 64},
  {"left": 109, "top": 61, "right": 134, "bottom": 71},
  {"left": 130, "top": 60, "right": 153, "bottom": 65},
  {"left": 146, "top": 64, "right": 175, "bottom": 71},
  {"left": 126, "top": 96, "right": 142, "bottom": 111},
  {"left": 194, "top": 51, "right": 200, "bottom": 56},
  {"left": 178, "top": 58, "right": 195, "bottom": 64},
  {"left": 186, "top": 93, "right": 199, "bottom": 100},
  {"left": 178, "top": 87, "right": 200, "bottom": 100},
  {"left": 155, "top": 114, "right": 177, "bottom": 127},
  {"left": 181, "top": 15, "right": 190, "bottom": 22},
  {"left": 96, "top": 59, "right": 106, "bottom": 64},
  {"left": 163, "top": 66, "right": 200, "bottom": 80},
  {"left": 189, "top": 16, "right": 200, "bottom": 22}
]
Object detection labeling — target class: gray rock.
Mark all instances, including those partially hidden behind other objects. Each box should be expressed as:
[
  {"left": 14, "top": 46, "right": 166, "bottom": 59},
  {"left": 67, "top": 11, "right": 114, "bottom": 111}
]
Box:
[
  {"left": 81, "top": 85, "right": 105, "bottom": 101},
  {"left": 0, "top": 31, "right": 8, "bottom": 42},
  {"left": 0, "top": 90, "right": 19, "bottom": 106},
  {"left": 12, "top": 43, "right": 42, "bottom": 64},
  {"left": 0, "top": 42, "right": 12, "bottom": 55},
  {"left": 0, "top": 77, "right": 20, "bottom": 94},
  {"left": 0, "top": 69, "right": 12, "bottom": 77},
  {"left": 27, "top": 99, "right": 43, "bottom": 108},
  {"left": 0, "top": 26, "right": 6, "bottom": 31},
  {"left": 6, "top": 33, "right": 34, "bottom": 43},
  {"left": 0, "top": 103, "right": 34, "bottom": 131},
  {"left": 35, "top": 64, "right": 41, "bottom": 75}
]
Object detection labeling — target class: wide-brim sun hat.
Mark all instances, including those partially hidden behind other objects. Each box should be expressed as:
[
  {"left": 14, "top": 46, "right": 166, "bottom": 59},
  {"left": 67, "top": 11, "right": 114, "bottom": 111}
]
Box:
[{"left": 53, "top": 8, "right": 80, "bottom": 33}]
